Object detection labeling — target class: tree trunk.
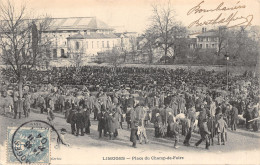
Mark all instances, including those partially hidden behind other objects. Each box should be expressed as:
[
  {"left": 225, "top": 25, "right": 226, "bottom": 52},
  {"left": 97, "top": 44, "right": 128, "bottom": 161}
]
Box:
[
  {"left": 164, "top": 47, "right": 168, "bottom": 64},
  {"left": 18, "top": 77, "right": 23, "bottom": 114},
  {"left": 18, "top": 77, "right": 23, "bottom": 100}
]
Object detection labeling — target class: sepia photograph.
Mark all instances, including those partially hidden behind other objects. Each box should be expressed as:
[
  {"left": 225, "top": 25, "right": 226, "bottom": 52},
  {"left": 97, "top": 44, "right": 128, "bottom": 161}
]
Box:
[{"left": 0, "top": 0, "right": 259, "bottom": 164}]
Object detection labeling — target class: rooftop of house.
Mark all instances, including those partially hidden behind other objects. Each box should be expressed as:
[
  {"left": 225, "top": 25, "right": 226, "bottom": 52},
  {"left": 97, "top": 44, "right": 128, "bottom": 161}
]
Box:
[
  {"left": 67, "top": 32, "right": 118, "bottom": 39},
  {"left": 46, "top": 17, "right": 113, "bottom": 31},
  {"left": 196, "top": 30, "right": 218, "bottom": 37}
]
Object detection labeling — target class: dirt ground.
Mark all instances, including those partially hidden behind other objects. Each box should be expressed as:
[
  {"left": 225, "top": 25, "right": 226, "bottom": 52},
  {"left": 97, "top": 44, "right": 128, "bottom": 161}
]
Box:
[{"left": 1, "top": 110, "right": 260, "bottom": 164}]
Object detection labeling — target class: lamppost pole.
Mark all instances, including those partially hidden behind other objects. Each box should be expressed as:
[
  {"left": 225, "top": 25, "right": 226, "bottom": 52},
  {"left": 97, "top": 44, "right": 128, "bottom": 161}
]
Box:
[{"left": 226, "top": 54, "right": 229, "bottom": 91}]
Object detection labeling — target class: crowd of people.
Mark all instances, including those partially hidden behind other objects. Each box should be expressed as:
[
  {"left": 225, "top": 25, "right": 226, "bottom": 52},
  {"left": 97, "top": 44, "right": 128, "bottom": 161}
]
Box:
[{"left": 0, "top": 65, "right": 259, "bottom": 149}]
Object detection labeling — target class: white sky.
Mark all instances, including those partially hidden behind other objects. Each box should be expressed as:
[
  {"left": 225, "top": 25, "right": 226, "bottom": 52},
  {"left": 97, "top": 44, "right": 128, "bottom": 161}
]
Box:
[{"left": 15, "top": 0, "right": 260, "bottom": 33}]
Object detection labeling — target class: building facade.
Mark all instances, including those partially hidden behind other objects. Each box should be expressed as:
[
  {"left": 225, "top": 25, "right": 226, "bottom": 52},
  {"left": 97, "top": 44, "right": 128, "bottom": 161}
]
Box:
[
  {"left": 196, "top": 28, "right": 219, "bottom": 50},
  {"left": 41, "top": 17, "right": 133, "bottom": 60}
]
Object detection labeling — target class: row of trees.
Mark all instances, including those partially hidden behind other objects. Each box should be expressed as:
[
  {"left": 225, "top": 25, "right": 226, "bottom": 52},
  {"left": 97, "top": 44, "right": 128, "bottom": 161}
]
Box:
[{"left": 137, "top": 1, "right": 260, "bottom": 65}]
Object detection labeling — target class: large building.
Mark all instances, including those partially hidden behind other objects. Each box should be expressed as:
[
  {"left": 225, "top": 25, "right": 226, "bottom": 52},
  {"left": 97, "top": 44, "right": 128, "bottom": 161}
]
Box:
[
  {"left": 196, "top": 28, "right": 219, "bottom": 50},
  {"left": 41, "top": 17, "right": 135, "bottom": 61}
]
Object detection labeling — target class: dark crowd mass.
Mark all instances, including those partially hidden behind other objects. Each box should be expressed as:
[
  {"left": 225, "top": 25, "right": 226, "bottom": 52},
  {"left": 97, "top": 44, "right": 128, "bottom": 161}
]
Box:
[{"left": 0, "top": 65, "right": 259, "bottom": 149}]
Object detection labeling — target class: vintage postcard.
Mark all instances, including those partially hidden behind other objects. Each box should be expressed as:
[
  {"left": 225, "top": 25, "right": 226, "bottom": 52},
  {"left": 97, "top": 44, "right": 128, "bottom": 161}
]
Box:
[{"left": 0, "top": 0, "right": 259, "bottom": 164}]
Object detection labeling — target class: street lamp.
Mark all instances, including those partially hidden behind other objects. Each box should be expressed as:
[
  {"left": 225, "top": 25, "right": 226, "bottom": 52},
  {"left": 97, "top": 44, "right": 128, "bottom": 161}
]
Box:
[{"left": 225, "top": 53, "right": 229, "bottom": 91}]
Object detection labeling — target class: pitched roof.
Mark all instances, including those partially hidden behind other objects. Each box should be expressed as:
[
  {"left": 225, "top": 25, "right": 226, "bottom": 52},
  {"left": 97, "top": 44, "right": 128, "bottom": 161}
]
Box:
[
  {"left": 186, "top": 38, "right": 197, "bottom": 43},
  {"left": 114, "top": 33, "right": 124, "bottom": 37},
  {"left": 85, "top": 33, "right": 118, "bottom": 39},
  {"left": 67, "top": 33, "right": 85, "bottom": 39},
  {"left": 197, "top": 30, "right": 218, "bottom": 37},
  {"left": 46, "top": 17, "right": 113, "bottom": 31},
  {"left": 67, "top": 33, "right": 118, "bottom": 39}
]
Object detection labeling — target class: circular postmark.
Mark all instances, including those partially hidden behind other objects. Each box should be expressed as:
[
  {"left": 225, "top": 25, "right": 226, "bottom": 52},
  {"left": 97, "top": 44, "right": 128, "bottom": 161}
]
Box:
[{"left": 10, "top": 120, "right": 63, "bottom": 164}]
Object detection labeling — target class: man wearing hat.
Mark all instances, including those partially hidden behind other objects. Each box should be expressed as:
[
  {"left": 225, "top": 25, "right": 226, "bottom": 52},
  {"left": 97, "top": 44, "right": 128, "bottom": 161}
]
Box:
[
  {"left": 38, "top": 95, "right": 46, "bottom": 114},
  {"left": 97, "top": 109, "right": 106, "bottom": 138},
  {"left": 216, "top": 114, "right": 228, "bottom": 145},
  {"left": 195, "top": 118, "right": 211, "bottom": 149},
  {"left": 73, "top": 106, "right": 84, "bottom": 136},
  {"left": 67, "top": 106, "right": 77, "bottom": 135},
  {"left": 83, "top": 107, "right": 91, "bottom": 134},
  {"left": 170, "top": 118, "right": 180, "bottom": 149},
  {"left": 130, "top": 108, "right": 139, "bottom": 148},
  {"left": 167, "top": 111, "right": 175, "bottom": 137},
  {"left": 197, "top": 104, "right": 210, "bottom": 126},
  {"left": 183, "top": 105, "right": 196, "bottom": 146},
  {"left": 154, "top": 113, "right": 162, "bottom": 138},
  {"left": 228, "top": 104, "right": 238, "bottom": 131}
]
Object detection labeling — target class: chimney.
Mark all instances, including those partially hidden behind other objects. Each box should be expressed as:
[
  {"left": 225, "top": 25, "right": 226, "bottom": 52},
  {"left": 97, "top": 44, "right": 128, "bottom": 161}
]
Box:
[{"left": 202, "top": 27, "right": 207, "bottom": 33}]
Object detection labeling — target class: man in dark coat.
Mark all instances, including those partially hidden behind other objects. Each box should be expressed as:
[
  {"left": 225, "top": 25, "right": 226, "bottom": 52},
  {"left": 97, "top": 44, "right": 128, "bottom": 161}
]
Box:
[
  {"left": 38, "top": 95, "right": 46, "bottom": 114},
  {"left": 228, "top": 104, "right": 238, "bottom": 131},
  {"left": 83, "top": 108, "right": 91, "bottom": 134},
  {"left": 67, "top": 108, "right": 76, "bottom": 135},
  {"left": 167, "top": 112, "right": 174, "bottom": 137},
  {"left": 151, "top": 106, "right": 160, "bottom": 124},
  {"left": 58, "top": 94, "right": 65, "bottom": 113},
  {"left": 93, "top": 100, "right": 101, "bottom": 120},
  {"left": 126, "top": 107, "right": 134, "bottom": 129},
  {"left": 64, "top": 99, "right": 72, "bottom": 119},
  {"left": 198, "top": 104, "right": 209, "bottom": 126},
  {"left": 183, "top": 106, "right": 196, "bottom": 146},
  {"left": 97, "top": 110, "right": 106, "bottom": 138},
  {"left": 195, "top": 118, "right": 211, "bottom": 149},
  {"left": 160, "top": 105, "right": 167, "bottom": 125},
  {"left": 154, "top": 113, "right": 162, "bottom": 138},
  {"left": 127, "top": 95, "right": 135, "bottom": 108},
  {"left": 170, "top": 119, "right": 180, "bottom": 149},
  {"left": 73, "top": 106, "right": 85, "bottom": 136},
  {"left": 107, "top": 111, "right": 115, "bottom": 140},
  {"left": 130, "top": 108, "right": 139, "bottom": 148}
]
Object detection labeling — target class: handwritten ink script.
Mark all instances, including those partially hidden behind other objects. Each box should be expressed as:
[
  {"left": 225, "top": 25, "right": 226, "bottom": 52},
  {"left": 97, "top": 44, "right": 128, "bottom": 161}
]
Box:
[{"left": 187, "top": 1, "right": 253, "bottom": 29}]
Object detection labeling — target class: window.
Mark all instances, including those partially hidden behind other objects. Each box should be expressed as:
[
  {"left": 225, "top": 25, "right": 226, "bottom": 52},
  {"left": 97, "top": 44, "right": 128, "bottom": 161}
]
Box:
[
  {"left": 212, "top": 44, "right": 215, "bottom": 48},
  {"left": 53, "top": 49, "right": 57, "bottom": 58},
  {"left": 64, "top": 41, "right": 66, "bottom": 45},
  {"left": 206, "top": 44, "right": 208, "bottom": 48},
  {"left": 199, "top": 37, "right": 203, "bottom": 42},
  {"left": 200, "top": 44, "right": 202, "bottom": 48},
  {"left": 46, "top": 49, "right": 51, "bottom": 58},
  {"left": 75, "top": 42, "right": 80, "bottom": 50},
  {"left": 107, "top": 41, "right": 110, "bottom": 48},
  {"left": 102, "top": 41, "right": 104, "bottom": 48},
  {"left": 92, "top": 41, "right": 94, "bottom": 48},
  {"left": 61, "top": 49, "right": 65, "bottom": 57}
]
